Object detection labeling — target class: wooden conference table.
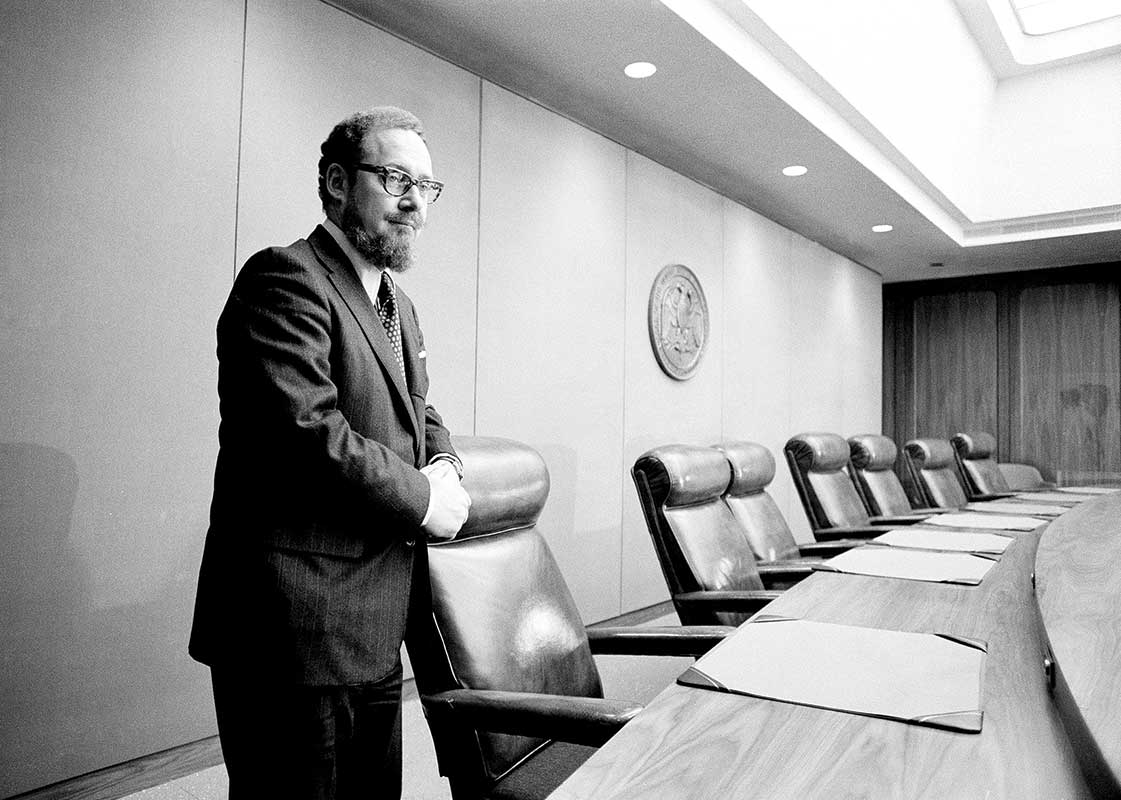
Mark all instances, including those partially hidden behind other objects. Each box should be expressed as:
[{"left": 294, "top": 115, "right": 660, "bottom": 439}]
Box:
[{"left": 550, "top": 494, "right": 1121, "bottom": 799}]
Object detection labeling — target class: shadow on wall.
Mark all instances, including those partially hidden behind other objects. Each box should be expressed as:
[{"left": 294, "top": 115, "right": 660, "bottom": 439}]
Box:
[
  {"left": 0, "top": 442, "right": 85, "bottom": 794},
  {"left": 1059, "top": 383, "right": 1112, "bottom": 474},
  {"left": 0, "top": 442, "right": 219, "bottom": 796}
]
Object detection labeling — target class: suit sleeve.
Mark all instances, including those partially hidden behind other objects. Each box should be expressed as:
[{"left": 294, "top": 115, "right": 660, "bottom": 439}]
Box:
[{"left": 218, "top": 248, "right": 431, "bottom": 528}]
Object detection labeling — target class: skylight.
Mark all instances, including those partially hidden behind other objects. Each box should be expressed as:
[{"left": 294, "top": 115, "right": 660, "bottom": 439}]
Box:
[{"left": 1010, "top": 0, "right": 1121, "bottom": 35}]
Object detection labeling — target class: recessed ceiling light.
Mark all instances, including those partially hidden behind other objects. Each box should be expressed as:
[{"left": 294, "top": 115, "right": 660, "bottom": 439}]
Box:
[
  {"left": 624, "top": 61, "right": 657, "bottom": 79},
  {"left": 782, "top": 165, "right": 808, "bottom": 177},
  {"left": 872, "top": 224, "right": 894, "bottom": 233}
]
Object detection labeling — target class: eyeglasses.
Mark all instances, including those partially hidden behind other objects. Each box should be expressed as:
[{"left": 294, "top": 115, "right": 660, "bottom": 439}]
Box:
[{"left": 353, "top": 163, "right": 444, "bottom": 203}]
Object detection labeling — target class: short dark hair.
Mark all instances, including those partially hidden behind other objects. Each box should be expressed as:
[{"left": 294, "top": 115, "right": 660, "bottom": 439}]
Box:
[{"left": 317, "top": 106, "right": 426, "bottom": 211}]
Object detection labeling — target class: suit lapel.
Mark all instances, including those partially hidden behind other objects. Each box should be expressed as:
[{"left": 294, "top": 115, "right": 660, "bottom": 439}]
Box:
[{"left": 308, "top": 226, "right": 420, "bottom": 439}]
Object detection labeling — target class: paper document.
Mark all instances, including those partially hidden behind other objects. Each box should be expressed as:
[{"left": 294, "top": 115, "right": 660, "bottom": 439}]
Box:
[
  {"left": 815, "top": 547, "right": 995, "bottom": 585},
  {"left": 964, "top": 501, "right": 1066, "bottom": 516},
  {"left": 1058, "top": 486, "right": 1119, "bottom": 495},
  {"left": 871, "top": 528, "right": 1011, "bottom": 555},
  {"left": 924, "top": 512, "right": 1045, "bottom": 531},
  {"left": 677, "top": 617, "right": 986, "bottom": 733},
  {"left": 1013, "top": 491, "right": 1088, "bottom": 503}
]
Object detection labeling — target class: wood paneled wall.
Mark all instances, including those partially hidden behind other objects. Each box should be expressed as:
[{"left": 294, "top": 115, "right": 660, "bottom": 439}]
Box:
[{"left": 884, "top": 264, "right": 1121, "bottom": 485}]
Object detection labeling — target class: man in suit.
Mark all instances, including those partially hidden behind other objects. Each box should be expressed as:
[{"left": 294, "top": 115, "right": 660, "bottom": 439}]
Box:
[{"left": 189, "top": 106, "right": 471, "bottom": 799}]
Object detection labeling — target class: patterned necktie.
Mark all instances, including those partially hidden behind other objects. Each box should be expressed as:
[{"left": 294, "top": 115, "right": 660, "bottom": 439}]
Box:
[{"left": 377, "top": 270, "right": 407, "bottom": 385}]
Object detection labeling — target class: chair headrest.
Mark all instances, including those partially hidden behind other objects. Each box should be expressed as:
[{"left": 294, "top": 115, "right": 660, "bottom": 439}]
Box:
[
  {"left": 848, "top": 434, "right": 897, "bottom": 471},
  {"left": 633, "top": 444, "right": 731, "bottom": 507},
  {"left": 784, "top": 432, "right": 850, "bottom": 472},
  {"left": 952, "top": 431, "right": 996, "bottom": 460},
  {"left": 716, "top": 441, "right": 776, "bottom": 496},
  {"left": 904, "top": 438, "right": 956, "bottom": 469},
  {"left": 448, "top": 435, "right": 549, "bottom": 540}
]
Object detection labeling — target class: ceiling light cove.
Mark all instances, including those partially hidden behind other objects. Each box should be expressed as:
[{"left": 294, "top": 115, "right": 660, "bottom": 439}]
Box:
[
  {"left": 782, "top": 165, "right": 808, "bottom": 176},
  {"left": 872, "top": 224, "right": 894, "bottom": 233},
  {"left": 624, "top": 61, "right": 657, "bottom": 78}
]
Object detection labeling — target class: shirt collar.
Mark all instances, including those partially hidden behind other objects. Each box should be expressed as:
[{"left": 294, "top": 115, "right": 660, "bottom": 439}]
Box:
[{"left": 322, "top": 218, "right": 384, "bottom": 304}]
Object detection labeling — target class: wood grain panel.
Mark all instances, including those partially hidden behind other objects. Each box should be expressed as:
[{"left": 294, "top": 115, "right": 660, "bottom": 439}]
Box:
[
  {"left": 1036, "top": 494, "right": 1121, "bottom": 796},
  {"left": 1015, "top": 282, "right": 1121, "bottom": 481},
  {"left": 911, "top": 291, "right": 999, "bottom": 438},
  {"left": 551, "top": 526, "right": 1090, "bottom": 799}
]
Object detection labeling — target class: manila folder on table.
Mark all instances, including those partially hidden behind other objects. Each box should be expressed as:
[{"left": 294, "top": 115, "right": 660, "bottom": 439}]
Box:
[{"left": 678, "top": 617, "right": 986, "bottom": 733}]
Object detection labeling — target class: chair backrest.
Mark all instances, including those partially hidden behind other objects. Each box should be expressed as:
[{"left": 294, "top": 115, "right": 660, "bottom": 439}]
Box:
[
  {"left": 847, "top": 434, "right": 915, "bottom": 516},
  {"left": 632, "top": 444, "right": 764, "bottom": 626},
  {"left": 952, "top": 431, "right": 1012, "bottom": 497},
  {"left": 716, "top": 441, "right": 799, "bottom": 562},
  {"left": 999, "top": 462, "right": 1048, "bottom": 491},
  {"left": 410, "top": 435, "right": 603, "bottom": 796},
  {"left": 784, "top": 432, "right": 872, "bottom": 529},
  {"left": 902, "top": 438, "right": 968, "bottom": 508}
]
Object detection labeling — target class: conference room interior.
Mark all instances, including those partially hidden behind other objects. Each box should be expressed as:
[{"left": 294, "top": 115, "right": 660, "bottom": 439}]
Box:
[{"left": 3, "top": 1, "right": 1121, "bottom": 798}]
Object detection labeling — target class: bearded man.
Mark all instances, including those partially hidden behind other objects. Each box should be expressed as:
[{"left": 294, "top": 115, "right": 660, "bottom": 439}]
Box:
[{"left": 189, "top": 107, "right": 470, "bottom": 799}]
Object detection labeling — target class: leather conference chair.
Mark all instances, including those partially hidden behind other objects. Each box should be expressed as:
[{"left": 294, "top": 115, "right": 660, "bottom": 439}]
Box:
[
  {"left": 409, "top": 436, "right": 730, "bottom": 800},
  {"left": 998, "top": 462, "right": 1055, "bottom": 491},
  {"left": 902, "top": 438, "right": 974, "bottom": 509},
  {"left": 632, "top": 443, "right": 813, "bottom": 625},
  {"left": 848, "top": 434, "right": 947, "bottom": 516},
  {"left": 951, "top": 431, "right": 1035, "bottom": 499},
  {"left": 784, "top": 432, "right": 930, "bottom": 540},
  {"left": 715, "top": 440, "right": 860, "bottom": 563}
]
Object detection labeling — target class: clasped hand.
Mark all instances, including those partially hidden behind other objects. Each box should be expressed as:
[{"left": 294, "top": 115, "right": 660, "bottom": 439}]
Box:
[{"left": 420, "top": 461, "right": 470, "bottom": 540}]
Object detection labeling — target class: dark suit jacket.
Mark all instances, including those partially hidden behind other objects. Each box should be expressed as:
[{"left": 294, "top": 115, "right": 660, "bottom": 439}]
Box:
[{"left": 189, "top": 225, "right": 455, "bottom": 686}]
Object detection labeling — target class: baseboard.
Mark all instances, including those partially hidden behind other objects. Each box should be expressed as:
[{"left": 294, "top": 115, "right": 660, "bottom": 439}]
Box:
[
  {"left": 587, "top": 599, "right": 676, "bottom": 628},
  {"left": 7, "top": 737, "right": 224, "bottom": 800}
]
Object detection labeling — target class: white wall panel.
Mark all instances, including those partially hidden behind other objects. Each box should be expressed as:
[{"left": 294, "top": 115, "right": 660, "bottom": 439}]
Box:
[
  {"left": 622, "top": 153, "right": 725, "bottom": 611},
  {"left": 720, "top": 201, "right": 802, "bottom": 536},
  {"left": 475, "top": 85, "right": 627, "bottom": 622},
  {"left": 238, "top": 0, "right": 480, "bottom": 432},
  {"left": 0, "top": 1, "right": 242, "bottom": 794}
]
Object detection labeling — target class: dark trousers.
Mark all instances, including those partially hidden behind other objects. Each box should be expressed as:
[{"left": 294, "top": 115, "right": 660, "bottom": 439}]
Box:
[{"left": 211, "top": 664, "right": 403, "bottom": 800}]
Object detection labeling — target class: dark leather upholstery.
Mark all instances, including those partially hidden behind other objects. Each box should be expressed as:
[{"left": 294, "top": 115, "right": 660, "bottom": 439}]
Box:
[
  {"left": 632, "top": 444, "right": 799, "bottom": 626},
  {"left": 999, "top": 462, "right": 1053, "bottom": 491},
  {"left": 717, "top": 441, "right": 857, "bottom": 562},
  {"left": 718, "top": 441, "right": 792, "bottom": 560},
  {"left": 903, "top": 438, "right": 969, "bottom": 508},
  {"left": 848, "top": 434, "right": 920, "bottom": 515},
  {"left": 412, "top": 435, "right": 729, "bottom": 800},
  {"left": 952, "top": 431, "right": 1013, "bottom": 497},
  {"left": 785, "top": 432, "right": 873, "bottom": 529}
]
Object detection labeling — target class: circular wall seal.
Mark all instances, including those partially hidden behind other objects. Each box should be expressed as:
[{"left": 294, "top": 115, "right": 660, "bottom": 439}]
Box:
[{"left": 648, "top": 263, "right": 709, "bottom": 380}]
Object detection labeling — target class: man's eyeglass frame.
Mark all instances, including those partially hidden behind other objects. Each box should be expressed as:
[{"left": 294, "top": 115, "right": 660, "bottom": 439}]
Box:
[{"left": 353, "top": 163, "right": 444, "bottom": 204}]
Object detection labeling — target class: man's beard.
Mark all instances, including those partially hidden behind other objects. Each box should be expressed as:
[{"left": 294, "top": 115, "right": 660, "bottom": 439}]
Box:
[{"left": 340, "top": 202, "right": 416, "bottom": 273}]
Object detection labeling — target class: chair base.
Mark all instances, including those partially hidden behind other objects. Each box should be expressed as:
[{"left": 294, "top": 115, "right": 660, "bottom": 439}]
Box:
[{"left": 486, "top": 741, "right": 597, "bottom": 800}]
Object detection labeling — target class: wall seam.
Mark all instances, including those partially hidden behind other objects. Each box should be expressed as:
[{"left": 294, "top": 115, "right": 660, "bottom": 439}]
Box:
[
  {"left": 721, "top": 200, "right": 727, "bottom": 443},
  {"left": 619, "top": 151, "right": 630, "bottom": 617},
  {"left": 472, "top": 79, "right": 483, "bottom": 435},
  {"left": 232, "top": 0, "right": 249, "bottom": 280}
]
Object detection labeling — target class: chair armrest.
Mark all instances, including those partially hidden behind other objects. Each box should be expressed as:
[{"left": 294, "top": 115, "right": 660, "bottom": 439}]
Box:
[
  {"left": 912, "top": 506, "right": 953, "bottom": 514},
  {"left": 673, "top": 589, "right": 782, "bottom": 616},
  {"left": 422, "top": 688, "right": 641, "bottom": 747},
  {"left": 869, "top": 513, "right": 929, "bottom": 525},
  {"left": 971, "top": 492, "right": 1017, "bottom": 500},
  {"left": 586, "top": 625, "right": 732, "bottom": 657},
  {"left": 813, "top": 525, "right": 884, "bottom": 540},
  {"left": 794, "top": 540, "right": 861, "bottom": 558},
  {"left": 756, "top": 562, "right": 814, "bottom": 587}
]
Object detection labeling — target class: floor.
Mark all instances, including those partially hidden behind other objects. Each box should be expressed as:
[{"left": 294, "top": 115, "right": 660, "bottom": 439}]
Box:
[
  {"left": 117, "top": 692, "right": 453, "bottom": 800},
  {"left": 119, "top": 618, "right": 690, "bottom": 800}
]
